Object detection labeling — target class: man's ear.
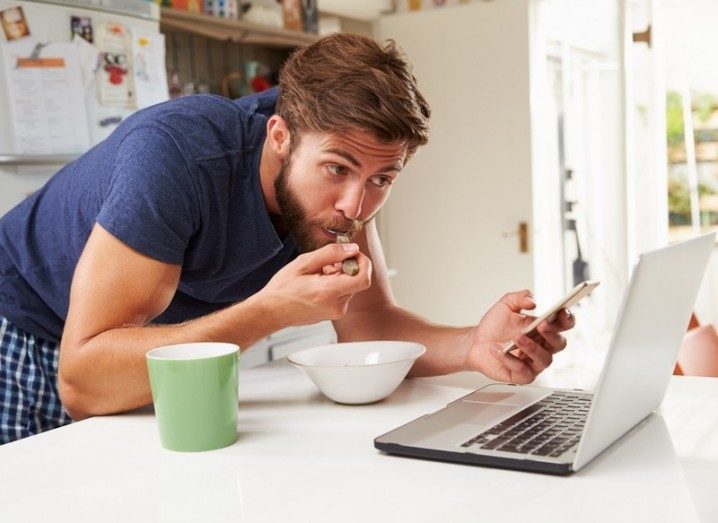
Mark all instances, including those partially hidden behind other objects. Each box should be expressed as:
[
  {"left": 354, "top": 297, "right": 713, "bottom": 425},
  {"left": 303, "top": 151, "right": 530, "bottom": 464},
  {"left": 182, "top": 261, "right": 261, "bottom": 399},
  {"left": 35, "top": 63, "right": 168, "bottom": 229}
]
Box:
[{"left": 266, "top": 115, "right": 292, "bottom": 159}]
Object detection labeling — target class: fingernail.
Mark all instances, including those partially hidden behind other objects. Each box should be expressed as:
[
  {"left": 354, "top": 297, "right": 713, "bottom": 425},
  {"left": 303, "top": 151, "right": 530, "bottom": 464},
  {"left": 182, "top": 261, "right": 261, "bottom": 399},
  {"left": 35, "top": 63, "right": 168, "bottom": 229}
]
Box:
[
  {"left": 342, "top": 243, "right": 358, "bottom": 251},
  {"left": 518, "top": 336, "right": 530, "bottom": 346}
]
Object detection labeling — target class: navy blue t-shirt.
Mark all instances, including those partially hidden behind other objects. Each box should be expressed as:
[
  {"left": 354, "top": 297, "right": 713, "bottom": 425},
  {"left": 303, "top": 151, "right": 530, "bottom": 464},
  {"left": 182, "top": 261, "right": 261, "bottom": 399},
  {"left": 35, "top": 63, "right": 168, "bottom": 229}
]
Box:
[{"left": 0, "top": 87, "right": 297, "bottom": 343}]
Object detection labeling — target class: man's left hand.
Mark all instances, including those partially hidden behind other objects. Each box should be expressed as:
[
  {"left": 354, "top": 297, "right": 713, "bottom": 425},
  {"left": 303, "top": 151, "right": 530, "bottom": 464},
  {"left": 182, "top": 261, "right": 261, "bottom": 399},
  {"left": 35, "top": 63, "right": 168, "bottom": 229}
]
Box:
[{"left": 465, "top": 290, "right": 576, "bottom": 384}]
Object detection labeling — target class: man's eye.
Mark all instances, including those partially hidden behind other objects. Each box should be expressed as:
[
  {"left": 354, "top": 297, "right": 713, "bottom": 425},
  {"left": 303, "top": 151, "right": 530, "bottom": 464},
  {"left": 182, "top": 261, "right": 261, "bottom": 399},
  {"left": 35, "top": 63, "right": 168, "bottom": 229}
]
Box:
[
  {"left": 327, "top": 164, "right": 347, "bottom": 176},
  {"left": 370, "top": 175, "right": 393, "bottom": 188}
]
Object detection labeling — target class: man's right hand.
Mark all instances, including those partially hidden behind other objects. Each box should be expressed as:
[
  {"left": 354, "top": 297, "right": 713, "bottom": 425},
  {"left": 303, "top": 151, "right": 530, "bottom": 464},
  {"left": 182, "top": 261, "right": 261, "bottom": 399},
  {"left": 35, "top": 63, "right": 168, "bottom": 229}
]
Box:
[{"left": 258, "top": 242, "right": 373, "bottom": 326}]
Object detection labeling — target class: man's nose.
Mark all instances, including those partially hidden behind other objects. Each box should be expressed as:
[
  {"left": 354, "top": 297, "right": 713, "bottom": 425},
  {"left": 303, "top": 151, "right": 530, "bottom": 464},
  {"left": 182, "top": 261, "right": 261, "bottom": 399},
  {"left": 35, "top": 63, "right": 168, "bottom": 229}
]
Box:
[{"left": 336, "top": 183, "right": 365, "bottom": 221}]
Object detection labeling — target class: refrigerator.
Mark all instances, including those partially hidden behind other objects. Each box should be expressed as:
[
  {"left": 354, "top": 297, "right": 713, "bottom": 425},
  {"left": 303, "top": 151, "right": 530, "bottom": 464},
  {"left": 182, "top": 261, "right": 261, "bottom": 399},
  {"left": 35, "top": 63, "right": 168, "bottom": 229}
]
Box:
[{"left": 0, "top": 0, "right": 167, "bottom": 215}]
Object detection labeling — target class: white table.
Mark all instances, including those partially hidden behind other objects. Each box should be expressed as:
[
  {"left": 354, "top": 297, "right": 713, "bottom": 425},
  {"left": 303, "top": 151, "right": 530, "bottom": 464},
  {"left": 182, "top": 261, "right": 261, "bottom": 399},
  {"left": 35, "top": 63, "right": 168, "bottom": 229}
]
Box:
[{"left": 2, "top": 358, "right": 717, "bottom": 522}]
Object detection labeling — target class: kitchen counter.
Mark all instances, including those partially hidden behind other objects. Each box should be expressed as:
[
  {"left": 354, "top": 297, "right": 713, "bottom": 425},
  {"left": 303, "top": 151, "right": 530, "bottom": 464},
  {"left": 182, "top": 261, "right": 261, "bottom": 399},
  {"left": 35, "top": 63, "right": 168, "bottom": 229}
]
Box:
[{"left": 1, "top": 358, "right": 716, "bottom": 522}]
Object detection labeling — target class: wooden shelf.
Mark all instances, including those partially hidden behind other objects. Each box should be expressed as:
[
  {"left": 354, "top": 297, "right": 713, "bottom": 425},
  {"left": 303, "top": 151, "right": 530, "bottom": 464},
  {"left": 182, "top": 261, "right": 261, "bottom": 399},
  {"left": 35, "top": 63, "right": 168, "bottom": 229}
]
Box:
[{"left": 160, "top": 8, "right": 320, "bottom": 48}]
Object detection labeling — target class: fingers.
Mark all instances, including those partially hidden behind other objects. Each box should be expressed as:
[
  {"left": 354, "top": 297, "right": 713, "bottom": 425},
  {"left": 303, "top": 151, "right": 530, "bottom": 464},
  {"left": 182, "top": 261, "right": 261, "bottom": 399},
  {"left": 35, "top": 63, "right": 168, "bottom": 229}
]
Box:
[
  {"left": 551, "top": 308, "right": 575, "bottom": 331},
  {"left": 490, "top": 334, "right": 554, "bottom": 384},
  {"left": 320, "top": 252, "right": 373, "bottom": 298},
  {"left": 322, "top": 262, "right": 342, "bottom": 275},
  {"left": 296, "top": 243, "right": 360, "bottom": 273},
  {"left": 502, "top": 289, "right": 536, "bottom": 313},
  {"left": 536, "top": 316, "right": 569, "bottom": 354},
  {"left": 530, "top": 308, "right": 573, "bottom": 354},
  {"left": 535, "top": 330, "right": 567, "bottom": 354},
  {"left": 357, "top": 251, "right": 373, "bottom": 282},
  {"left": 515, "top": 336, "right": 553, "bottom": 370},
  {"left": 510, "top": 307, "right": 574, "bottom": 351},
  {"left": 489, "top": 344, "right": 536, "bottom": 384}
]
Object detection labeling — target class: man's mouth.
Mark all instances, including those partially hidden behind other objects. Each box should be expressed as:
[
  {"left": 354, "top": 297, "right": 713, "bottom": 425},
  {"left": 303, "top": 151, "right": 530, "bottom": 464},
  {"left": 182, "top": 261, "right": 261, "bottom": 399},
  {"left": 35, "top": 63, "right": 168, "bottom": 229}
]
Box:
[
  {"left": 325, "top": 228, "right": 345, "bottom": 235},
  {"left": 323, "top": 227, "right": 352, "bottom": 240}
]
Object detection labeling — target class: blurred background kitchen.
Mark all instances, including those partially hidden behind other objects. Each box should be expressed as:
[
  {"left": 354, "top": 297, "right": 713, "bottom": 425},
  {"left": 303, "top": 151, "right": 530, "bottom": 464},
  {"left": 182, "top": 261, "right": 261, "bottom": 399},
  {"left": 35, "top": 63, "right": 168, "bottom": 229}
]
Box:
[{"left": 1, "top": 0, "right": 716, "bottom": 374}]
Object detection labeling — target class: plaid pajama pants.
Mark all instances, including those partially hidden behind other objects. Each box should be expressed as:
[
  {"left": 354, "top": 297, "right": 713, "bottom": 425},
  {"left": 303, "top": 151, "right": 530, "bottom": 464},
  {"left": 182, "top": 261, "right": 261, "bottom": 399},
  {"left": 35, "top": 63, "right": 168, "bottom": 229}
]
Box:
[{"left": 0, "top": 316, "right": 72, "bottom": 444}]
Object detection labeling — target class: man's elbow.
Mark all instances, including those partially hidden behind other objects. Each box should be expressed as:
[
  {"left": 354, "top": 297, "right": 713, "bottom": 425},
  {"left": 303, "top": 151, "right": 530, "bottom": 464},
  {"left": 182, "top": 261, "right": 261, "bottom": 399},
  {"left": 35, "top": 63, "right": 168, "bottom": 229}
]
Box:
[
  {"left": 57, "top": 374, "right": 93, "bottom": 420},
  {"left": 57, "top": 355, "right": 96, "bottom": 420}
]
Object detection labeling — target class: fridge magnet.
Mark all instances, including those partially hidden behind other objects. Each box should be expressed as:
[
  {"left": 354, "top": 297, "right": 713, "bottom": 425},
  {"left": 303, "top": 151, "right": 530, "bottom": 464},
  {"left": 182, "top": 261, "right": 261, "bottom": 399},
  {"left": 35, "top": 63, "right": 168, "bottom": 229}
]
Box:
[
  {"left": 0, "top": 6, "right": 30, "bottom": 41},
  {"left": 95, "top": 22, "right": 135, "bottom": 108},
  {"left": 70, "top": 15, "right": 93, "bottom": 43}
]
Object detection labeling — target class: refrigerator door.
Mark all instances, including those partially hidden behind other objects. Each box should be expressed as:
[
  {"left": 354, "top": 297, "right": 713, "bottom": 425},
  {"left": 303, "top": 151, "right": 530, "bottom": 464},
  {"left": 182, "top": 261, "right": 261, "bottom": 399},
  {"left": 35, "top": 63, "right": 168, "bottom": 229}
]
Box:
[{"left": 0, "top": 0, "right": 165, "bottom": 215}]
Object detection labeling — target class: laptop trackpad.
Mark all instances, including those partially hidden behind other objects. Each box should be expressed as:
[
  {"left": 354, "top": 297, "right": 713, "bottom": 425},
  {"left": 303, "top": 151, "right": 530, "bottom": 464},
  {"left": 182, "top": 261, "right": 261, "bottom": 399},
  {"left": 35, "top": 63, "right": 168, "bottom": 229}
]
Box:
[{"left": 385, "top": 402, "right": 516, "bottom": 448}]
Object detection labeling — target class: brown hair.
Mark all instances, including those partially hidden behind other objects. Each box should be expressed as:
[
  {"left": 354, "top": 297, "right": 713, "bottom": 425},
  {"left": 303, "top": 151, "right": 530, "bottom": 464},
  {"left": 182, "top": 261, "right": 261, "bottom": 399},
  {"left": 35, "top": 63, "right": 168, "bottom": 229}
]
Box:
[{"left": 276, "top": 33, "right": 430, "bottom": 157}]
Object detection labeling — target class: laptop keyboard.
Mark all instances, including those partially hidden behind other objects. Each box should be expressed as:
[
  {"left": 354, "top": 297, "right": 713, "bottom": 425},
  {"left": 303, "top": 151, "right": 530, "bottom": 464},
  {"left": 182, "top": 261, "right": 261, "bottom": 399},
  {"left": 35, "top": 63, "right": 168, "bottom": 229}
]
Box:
[{"left": 460, "top": 391, "right": 593, "bottom": 458}]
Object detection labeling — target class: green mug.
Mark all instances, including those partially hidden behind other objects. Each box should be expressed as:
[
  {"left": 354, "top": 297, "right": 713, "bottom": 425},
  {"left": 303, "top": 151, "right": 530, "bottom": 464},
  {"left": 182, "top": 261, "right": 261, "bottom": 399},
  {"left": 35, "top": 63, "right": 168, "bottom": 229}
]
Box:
[{"left": 146, "top": 342, "right": 239, "bottom": 452}]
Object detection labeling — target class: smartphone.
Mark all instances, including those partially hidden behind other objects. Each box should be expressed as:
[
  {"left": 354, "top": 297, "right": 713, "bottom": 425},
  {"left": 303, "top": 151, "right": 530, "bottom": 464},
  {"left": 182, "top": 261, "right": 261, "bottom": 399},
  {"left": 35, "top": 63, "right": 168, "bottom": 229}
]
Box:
[{"left": 501, "top": 280, "right": 600, "bottom": 353}]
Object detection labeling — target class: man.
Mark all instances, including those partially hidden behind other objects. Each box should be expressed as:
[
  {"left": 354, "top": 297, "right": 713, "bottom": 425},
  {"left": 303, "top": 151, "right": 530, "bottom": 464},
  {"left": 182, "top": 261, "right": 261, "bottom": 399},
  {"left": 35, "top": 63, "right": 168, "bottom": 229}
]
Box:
[{"left": 0, "top": 33, "right": 574, "bottom": 444}]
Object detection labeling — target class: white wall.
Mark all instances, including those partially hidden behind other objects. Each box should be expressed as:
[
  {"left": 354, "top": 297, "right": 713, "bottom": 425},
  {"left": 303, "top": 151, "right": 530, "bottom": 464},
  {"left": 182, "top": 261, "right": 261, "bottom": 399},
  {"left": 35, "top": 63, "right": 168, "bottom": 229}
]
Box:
[{"left": 377, "top": 1, "right": 535, "bottom": 326}]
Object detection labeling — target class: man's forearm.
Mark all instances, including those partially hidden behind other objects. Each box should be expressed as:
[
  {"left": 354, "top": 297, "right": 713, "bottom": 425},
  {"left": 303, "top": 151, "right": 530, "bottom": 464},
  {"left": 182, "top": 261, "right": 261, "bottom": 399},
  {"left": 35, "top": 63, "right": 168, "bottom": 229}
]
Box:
[
  {"left": 59, "top": 293, "right": 286, "bottom": 419},
  {"left": 336, "top": 305, "right": 474, "bottom": 377}
]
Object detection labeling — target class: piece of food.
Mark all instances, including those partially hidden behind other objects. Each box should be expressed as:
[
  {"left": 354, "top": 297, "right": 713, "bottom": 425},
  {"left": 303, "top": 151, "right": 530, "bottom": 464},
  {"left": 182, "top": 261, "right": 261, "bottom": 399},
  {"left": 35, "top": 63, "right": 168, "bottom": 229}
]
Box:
[{"left": 336, "top": 234, "right": 359, "bottom": 276}]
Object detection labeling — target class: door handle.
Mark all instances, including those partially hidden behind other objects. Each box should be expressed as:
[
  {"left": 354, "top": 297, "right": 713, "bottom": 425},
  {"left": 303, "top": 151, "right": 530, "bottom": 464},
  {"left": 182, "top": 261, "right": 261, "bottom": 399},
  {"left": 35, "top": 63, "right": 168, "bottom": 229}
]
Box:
[
  {"left": 502, "top": 221, "right": 529, "bottom": 254},
  {"left": 632, "top": 24, "right": 652, "bottom": 48}
]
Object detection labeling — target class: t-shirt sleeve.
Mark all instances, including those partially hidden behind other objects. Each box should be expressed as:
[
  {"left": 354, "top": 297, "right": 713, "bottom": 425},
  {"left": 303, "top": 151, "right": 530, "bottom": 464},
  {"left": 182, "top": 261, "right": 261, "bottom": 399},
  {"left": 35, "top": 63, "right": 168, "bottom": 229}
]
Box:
[{"left": 96, "top": 125, "right": 199, "bottom": 265}]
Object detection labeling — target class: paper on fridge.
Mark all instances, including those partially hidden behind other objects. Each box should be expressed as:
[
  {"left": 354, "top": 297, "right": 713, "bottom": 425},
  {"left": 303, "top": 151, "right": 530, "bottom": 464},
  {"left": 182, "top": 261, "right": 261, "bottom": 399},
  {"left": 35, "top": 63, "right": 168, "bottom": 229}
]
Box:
[
  {"left": 132, "top": 31, "right": 168, "bottom": 109},
  {"left": 74, "top": 34, "right": 100, "bottom": 90},
  {"left": 0, "top": 40, "right": 90, "bottom": 155}
]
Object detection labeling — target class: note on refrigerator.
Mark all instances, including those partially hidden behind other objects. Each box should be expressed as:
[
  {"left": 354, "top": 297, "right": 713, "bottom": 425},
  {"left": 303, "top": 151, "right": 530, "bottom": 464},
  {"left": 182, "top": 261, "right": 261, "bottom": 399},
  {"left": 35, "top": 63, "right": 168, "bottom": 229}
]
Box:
[
  {"left": 95, "top": 22, "right": 135, "bottom": 108},
  {"left": 132, "top": 31, "right": 168, "bottom": 109},
  {"left": 0, "top": 40, "right": 90, "bottom": 155}
]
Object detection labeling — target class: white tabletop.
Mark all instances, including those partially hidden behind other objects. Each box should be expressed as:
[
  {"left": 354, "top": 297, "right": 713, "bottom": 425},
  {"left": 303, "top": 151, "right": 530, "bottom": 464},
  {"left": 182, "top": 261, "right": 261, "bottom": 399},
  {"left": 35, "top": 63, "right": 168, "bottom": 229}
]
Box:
[{"left": 2, "top": 357, "right": 717, "bottom": 522}]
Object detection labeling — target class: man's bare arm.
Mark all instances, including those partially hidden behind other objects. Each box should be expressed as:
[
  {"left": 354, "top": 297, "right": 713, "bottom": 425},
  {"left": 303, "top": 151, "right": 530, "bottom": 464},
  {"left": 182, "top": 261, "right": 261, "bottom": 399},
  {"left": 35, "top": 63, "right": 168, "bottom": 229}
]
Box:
[
  {"left": 333, "top": 221, "right": 575, "bottom": 380},
  {"left": 59, "top": 224, "right": 369, "bottom": 420}
]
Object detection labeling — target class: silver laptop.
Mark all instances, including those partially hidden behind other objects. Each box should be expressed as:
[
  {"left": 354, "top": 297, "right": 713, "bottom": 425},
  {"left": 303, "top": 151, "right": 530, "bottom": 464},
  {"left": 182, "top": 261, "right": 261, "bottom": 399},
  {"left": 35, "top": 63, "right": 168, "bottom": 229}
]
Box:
[{"left": 375, "top": 233, "right": 715, "bottom": 474}]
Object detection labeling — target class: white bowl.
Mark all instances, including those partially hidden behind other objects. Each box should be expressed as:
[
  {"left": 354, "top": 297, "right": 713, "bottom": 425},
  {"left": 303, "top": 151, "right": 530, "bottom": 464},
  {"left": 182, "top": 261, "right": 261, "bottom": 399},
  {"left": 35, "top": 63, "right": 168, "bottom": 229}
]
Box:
[{"left": 287, "top": 341, "right": 426, "bottom": 405}]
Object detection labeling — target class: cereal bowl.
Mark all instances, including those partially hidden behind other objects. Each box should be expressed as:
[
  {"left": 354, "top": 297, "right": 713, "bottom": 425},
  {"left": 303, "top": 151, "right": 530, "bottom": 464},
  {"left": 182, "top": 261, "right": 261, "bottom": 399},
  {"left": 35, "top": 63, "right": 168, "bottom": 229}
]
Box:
[{"left": 287, "top": 341, "right": 426, "bottom": 404}]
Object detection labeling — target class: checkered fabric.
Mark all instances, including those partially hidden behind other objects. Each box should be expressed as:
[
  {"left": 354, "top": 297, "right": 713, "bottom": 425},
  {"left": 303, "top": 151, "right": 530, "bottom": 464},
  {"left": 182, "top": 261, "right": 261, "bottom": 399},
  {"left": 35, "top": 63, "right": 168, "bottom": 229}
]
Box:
[{"left": 0, "top": 315, "right": 72, "bottom": 444}]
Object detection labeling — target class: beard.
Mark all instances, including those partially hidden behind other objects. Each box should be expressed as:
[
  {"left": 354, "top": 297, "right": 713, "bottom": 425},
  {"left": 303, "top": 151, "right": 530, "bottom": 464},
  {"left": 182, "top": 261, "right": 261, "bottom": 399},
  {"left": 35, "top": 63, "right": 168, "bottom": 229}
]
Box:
[{"left": 274, "top": 154, "right": 362, "bottom": 253}]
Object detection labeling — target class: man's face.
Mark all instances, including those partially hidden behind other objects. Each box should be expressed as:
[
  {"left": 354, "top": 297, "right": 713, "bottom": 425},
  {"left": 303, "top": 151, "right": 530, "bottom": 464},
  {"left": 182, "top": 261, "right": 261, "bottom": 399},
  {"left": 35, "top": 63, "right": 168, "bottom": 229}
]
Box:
[{"left": 274, "top": 130, "right": 406, "bottom": 252}]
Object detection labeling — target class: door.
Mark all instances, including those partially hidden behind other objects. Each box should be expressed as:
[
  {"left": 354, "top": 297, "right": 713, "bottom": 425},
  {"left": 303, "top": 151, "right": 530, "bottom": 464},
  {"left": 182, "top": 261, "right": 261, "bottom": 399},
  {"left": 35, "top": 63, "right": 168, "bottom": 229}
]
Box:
[
  {"left": 548, "top": 0, "right": 666, "bottom": 336},
  {"left": 624, "top": 0, "right": 668, "bottom": 262},
  {"left": 377, "top": 0, "right": 535, "bottom": 325}
]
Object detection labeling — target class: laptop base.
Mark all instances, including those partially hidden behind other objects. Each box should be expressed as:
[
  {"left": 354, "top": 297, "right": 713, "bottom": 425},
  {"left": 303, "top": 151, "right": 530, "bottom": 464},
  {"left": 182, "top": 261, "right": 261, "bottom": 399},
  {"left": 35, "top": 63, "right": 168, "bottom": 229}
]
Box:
[{"left": 375, "top": 441, "right": 573, "bottom": 475}]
